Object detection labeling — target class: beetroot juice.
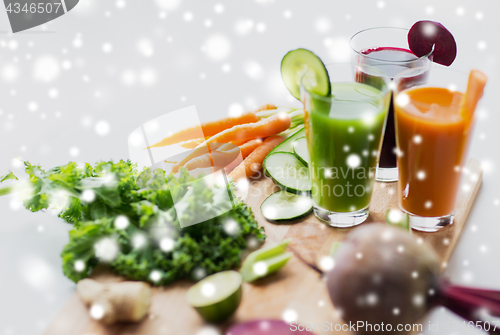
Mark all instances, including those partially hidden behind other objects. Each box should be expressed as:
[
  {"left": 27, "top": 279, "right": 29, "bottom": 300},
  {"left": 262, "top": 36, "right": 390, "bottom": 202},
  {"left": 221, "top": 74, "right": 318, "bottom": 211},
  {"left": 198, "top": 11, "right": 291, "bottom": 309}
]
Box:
[
  {"left": 361, "top": 47, "right": 427, "bottom": 169},
  {"left": 350, "top": 27, "right": 432, "bottom": 182}
]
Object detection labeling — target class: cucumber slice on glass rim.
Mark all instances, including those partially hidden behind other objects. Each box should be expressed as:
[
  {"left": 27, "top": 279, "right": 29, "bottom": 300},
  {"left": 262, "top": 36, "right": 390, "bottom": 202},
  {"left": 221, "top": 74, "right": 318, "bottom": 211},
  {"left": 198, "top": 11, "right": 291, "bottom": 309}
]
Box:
[
  {"left": 281, "top": 48, "right": 331, "bottom": 100},
  {"left": 261, "top": 190, "right": 312, "bottom": 222},
  {"left": 263, "top": 152, "right": 311, "bottom": 194},
  {"left": 186, "top": 271, "right": 242, "bottom": 323},
  {"left": 292, "top": 136, "right": 309, "bottom": 166}
]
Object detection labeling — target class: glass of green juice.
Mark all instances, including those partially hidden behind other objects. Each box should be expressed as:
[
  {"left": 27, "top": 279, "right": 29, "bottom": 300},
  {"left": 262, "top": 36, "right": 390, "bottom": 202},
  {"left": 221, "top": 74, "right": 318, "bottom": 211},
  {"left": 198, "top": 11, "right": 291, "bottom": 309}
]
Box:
[{"left": 301, "top": 63, "right": 391, "bottom": 227}]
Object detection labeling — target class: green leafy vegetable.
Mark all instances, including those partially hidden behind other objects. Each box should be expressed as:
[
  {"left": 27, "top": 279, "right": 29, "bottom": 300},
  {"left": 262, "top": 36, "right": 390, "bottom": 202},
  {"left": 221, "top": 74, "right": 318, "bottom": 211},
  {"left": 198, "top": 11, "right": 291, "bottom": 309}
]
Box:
[
  {"left": 1, "top": 160, "right": 265, "bottom": 285},
  {"left": 0, "top": 171, "right": 18, "bottom": 183}
]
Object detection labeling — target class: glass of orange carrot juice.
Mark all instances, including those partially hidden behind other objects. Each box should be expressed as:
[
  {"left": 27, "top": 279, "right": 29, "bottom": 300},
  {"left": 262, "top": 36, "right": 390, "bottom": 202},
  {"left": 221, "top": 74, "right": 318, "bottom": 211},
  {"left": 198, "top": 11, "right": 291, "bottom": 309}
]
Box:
[{"left": 393, "top": 66, "right": 486, "bottom": 232}]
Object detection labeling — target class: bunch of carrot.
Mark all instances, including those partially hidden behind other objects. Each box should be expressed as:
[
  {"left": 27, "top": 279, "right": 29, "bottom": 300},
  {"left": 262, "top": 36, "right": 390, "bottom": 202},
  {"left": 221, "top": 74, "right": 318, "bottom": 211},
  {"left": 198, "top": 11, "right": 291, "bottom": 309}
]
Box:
[{"left": 148, "top": 104, "right": 302, "bottom": 181}]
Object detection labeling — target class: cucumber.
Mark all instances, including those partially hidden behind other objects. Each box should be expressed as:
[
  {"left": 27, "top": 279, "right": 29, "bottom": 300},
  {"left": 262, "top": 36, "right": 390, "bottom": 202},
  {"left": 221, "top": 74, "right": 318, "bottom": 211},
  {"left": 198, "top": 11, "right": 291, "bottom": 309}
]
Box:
[
  {"left": 292, "top": 136, "right": 309, "bottom": 166},
  {"left": 271, "top": 127, "right": 305, "bottom": 154},
  {"left": 263, "top": 152, "right": 311, "bottom": 194},
  {"left": 240, "top": 239, "right": 292, "bottom": 282},
  {"left": 261, "top": 190, "right": 312, "bottom": 222},
  {"left": 281, "top": 48, "right": 331, "bottom": 100}
]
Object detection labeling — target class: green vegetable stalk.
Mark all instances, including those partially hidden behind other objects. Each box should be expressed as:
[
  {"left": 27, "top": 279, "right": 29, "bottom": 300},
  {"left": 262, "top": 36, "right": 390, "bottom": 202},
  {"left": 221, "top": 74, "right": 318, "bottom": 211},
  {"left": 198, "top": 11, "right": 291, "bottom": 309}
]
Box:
[{"left": 0, "top": 160, "right": 265, "bottom": 285}]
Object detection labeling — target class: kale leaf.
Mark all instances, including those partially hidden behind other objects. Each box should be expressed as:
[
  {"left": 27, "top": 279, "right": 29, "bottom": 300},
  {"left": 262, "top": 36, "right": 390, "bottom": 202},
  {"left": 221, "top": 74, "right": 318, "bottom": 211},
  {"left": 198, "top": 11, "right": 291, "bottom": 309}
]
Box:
[{"left": 3, "top": 160, "right": 265, "bottom": 285}]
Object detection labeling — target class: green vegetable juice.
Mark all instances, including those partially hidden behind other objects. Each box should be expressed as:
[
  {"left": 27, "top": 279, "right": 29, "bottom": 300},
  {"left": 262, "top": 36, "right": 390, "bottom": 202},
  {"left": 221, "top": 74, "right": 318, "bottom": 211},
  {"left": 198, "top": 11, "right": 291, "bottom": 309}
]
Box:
[{"left": 304, "top": 82, "right": 389, "bottom": 212}]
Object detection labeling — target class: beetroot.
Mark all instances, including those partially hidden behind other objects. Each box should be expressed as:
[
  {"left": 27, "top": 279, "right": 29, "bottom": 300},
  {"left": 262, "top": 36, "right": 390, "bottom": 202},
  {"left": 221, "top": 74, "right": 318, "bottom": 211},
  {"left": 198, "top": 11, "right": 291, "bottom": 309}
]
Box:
[
  {"left": 324, "top": 224, "right": 500, "bottom": 335},
  {"left": 408, "top": 20, "right": 457, "bottom": 66},
  {"left": 226, "top": 319, "right": 314, "bottom": 335},
  {"left": 326, "top": 224, "right": 440, "bottom": 334}
]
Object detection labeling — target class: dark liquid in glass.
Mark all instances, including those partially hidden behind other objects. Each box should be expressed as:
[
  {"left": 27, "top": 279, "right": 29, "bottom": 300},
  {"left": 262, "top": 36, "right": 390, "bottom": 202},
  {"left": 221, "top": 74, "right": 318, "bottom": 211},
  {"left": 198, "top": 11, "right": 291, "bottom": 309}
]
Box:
[{"left": 356, "top": 47, "right": 425, "bottom": 168}]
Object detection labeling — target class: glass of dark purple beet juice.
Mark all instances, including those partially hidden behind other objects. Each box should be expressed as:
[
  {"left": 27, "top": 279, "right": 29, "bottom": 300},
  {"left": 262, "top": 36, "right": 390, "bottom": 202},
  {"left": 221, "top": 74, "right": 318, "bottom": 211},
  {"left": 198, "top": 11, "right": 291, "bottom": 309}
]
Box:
[{"left": 350, "top": 27, "right": 433, "bottom": 182}]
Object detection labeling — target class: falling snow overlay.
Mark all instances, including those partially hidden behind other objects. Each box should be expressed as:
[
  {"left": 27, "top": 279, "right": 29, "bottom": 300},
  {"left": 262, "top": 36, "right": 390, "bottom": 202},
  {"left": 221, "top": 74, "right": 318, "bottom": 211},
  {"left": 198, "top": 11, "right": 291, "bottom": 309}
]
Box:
[{"left": 0, "top": 0, "right": 498, "bottom": 335}]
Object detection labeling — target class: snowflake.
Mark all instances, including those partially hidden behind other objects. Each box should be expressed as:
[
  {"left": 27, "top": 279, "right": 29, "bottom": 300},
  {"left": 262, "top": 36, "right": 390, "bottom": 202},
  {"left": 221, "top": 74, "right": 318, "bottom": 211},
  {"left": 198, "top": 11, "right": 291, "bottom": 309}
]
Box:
[
  {"left": 243, "top": 60, "right": 264, "bottom": 80},
  {"left": 201, "top": 282, "right": 216, "bottom": 297},
  {"left": 34, "top": 56, "right": 60, "bottom": 82},
  {"left": 95, "top": 120, "right": 110, "bottom": 136},
  {"left": 160, "top": 237, "right": 175, "bottom": 252},
  {"left": 228, "top": 103, "right": 244, "bottom": 117},
  {"left": 282, "top": 308, "right": 298, "bottom": 322},
  {"left": 214, "top": 3, "right": 224, "bottom": 14},
  {"left": 102, "top": 43, "right": 113, "bottom": 53},
  {"left": 315, "top": 18, "right": 330, "bottom": 33},
  {"left": 137, "top": 39, "right": 154, "bottom": 57},
  {"left": 203, "top": 35, "right": 231, "bottom": 61}
]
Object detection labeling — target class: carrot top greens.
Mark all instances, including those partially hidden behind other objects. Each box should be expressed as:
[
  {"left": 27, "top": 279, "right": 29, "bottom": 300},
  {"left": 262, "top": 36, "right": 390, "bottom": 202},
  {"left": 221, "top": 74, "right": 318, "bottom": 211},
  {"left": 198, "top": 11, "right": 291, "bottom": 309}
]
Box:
[{"left": 0, "top": 160, "right": 265, "bottom": 285}]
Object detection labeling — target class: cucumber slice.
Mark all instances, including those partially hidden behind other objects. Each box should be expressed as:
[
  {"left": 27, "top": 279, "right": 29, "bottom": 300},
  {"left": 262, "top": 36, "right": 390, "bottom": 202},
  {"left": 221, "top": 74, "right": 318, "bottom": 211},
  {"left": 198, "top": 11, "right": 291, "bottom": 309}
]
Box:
[
  {"left": 292, "top": 136, "right": 309, "bottom": 166},
  {"left": 264, "top": 126, "right": 306, "bottom": 178},
  {"left": 186, "top": 270, "right": 242, "bottom": 323},
  {"left": 271, "top": 126, "right": 305, "bottom": 154},
  {"left": 281, "top": 48, "right": 331, "bottom": 100},
  {"left": 261, "top": 190, "right": 312, "bottom": 222},
  {"left": 240, "top": 239, "right": 292, "bottom": 282},
  {"left": 263, "top": 152, "right": 311, "bottom": 194},
  {"left": 386, "top": 208, "right": 410, "bottom": 231}
]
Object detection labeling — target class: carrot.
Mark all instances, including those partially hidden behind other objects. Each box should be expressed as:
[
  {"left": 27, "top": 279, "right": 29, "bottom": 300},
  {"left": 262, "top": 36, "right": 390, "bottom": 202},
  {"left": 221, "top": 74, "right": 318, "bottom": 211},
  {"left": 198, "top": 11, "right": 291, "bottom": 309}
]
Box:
[
  {"left": 460, "top": 69, "right": 487, "bottom": 131},
  {"left": 171, "top": 143, "right": 224, "bottom": 174},
  {"left": 230, "top": 138, "right": 250, "bottom": 146},
  {"left": 255, "top": 104, "right": 277, "bottom": 112},
  {"left": 179, "top": 138, "right": 206, "bottom": 149},
  {"left": 201, "top": 113, "right": 291, "bottom": 147},
  {"left": 238, "top": 139, "right": 263, "bottom": 158},
  {"left": 147, "top": 112, "right": 260, "bottom": 149},
  {"left": 228, "top": 136, "right": 284, "bottom": 181},
  {"left": 183, "top": 139, "right": 263, "bottom": 172},
  {"left": 184, "top": 149, "right": 240, "bottom": 171}
]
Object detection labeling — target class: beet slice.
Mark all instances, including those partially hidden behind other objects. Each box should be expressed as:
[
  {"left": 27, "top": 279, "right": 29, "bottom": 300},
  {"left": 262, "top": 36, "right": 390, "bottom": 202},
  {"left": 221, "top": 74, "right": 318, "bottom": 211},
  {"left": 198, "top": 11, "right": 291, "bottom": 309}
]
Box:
[
  {"left": 408, "top": 20, "right": 457, "bottom": 66},
  {"left": 226, "top": 319, "right": 315, "bottom": 335}
]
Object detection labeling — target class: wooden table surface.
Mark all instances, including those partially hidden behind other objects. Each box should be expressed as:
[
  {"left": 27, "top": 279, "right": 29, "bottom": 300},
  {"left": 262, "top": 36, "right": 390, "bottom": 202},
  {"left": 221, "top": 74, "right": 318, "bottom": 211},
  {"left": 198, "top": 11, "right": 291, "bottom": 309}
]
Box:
[{"left": 44, "top": 158, "right": 483, "bottom": 335}]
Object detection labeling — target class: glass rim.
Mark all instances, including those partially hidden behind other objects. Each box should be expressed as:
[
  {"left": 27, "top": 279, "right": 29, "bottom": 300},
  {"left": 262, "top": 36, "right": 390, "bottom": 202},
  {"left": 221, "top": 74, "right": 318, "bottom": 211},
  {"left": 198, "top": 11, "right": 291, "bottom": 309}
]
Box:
[
  {"left": 393, "top": 65, "right": 469, "bottom": 94},
  {"left": 299, "top": 62, "right": 391, "bottom": 103},
  {"left": 350, "top": 26, "right": 434, "bottom": 63}
]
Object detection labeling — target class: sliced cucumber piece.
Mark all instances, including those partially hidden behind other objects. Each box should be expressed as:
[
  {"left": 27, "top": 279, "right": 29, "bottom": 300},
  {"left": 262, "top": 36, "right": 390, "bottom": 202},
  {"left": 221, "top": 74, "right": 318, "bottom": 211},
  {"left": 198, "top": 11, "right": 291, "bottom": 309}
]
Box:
[
  {"left": 271, "top": 127, "right": 305, "bottom": 154},
  {"left": 240, "top": 239, "right": 292, "bottom": 282},
  {"left": 261, "top": 190, "right": 312, "bottom": 222},
  {"left": 186, "top": 270, "right": 242, "bottom": 323},
  {"left": 292, "top": 136, "right": 309, "bottom": 166},
  {"left": 263, "top": 152, "right": 311, "bottom": 194},
  {"left": 281, "top": 48, "right": 331, "bottom": 100},
  {"left": 386, "top": 208, "right": 410, "bottom": 231}
]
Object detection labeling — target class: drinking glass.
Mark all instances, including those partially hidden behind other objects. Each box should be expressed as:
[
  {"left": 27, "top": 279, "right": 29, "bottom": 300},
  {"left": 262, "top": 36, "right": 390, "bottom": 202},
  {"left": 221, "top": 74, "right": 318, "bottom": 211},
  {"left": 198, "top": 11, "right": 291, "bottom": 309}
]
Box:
[
  {"left": 394, "top": 65, "right": 480, "bottom": 232},
  {"left": 301, "top": 63, "right": 391, "bottom": 227},
  {"left": 350, "top": 27, "right": 433, "bottom": 182}
]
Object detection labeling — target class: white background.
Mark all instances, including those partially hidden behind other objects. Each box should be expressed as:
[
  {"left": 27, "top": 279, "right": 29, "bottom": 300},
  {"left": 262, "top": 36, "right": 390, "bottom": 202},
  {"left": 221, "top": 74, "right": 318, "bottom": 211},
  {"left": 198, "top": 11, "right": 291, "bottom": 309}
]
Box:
[{"left": 0, "top": 0, "right": 498, "bottom": 334}]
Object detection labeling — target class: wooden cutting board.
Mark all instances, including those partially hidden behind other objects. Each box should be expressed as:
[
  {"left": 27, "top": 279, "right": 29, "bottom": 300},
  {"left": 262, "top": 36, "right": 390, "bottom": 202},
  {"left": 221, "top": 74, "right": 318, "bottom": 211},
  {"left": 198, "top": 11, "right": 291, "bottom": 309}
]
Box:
[{"left": 44, "top": 158, "right": 482, "bottom": 335}]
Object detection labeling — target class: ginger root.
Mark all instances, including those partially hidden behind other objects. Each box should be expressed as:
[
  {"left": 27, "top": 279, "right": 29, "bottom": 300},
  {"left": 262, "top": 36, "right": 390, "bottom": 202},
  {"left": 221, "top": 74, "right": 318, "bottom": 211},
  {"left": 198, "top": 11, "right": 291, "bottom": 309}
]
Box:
[{"left": 76, "top": 278, "right": 152, "bottom": 325}]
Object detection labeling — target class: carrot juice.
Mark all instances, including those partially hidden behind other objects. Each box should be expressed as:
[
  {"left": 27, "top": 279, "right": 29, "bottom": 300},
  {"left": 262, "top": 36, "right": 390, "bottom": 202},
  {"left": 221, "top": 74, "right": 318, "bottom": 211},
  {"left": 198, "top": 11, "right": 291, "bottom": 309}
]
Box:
[{"left": 394, "top": 87, "right": 471, "bottom": 218}]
